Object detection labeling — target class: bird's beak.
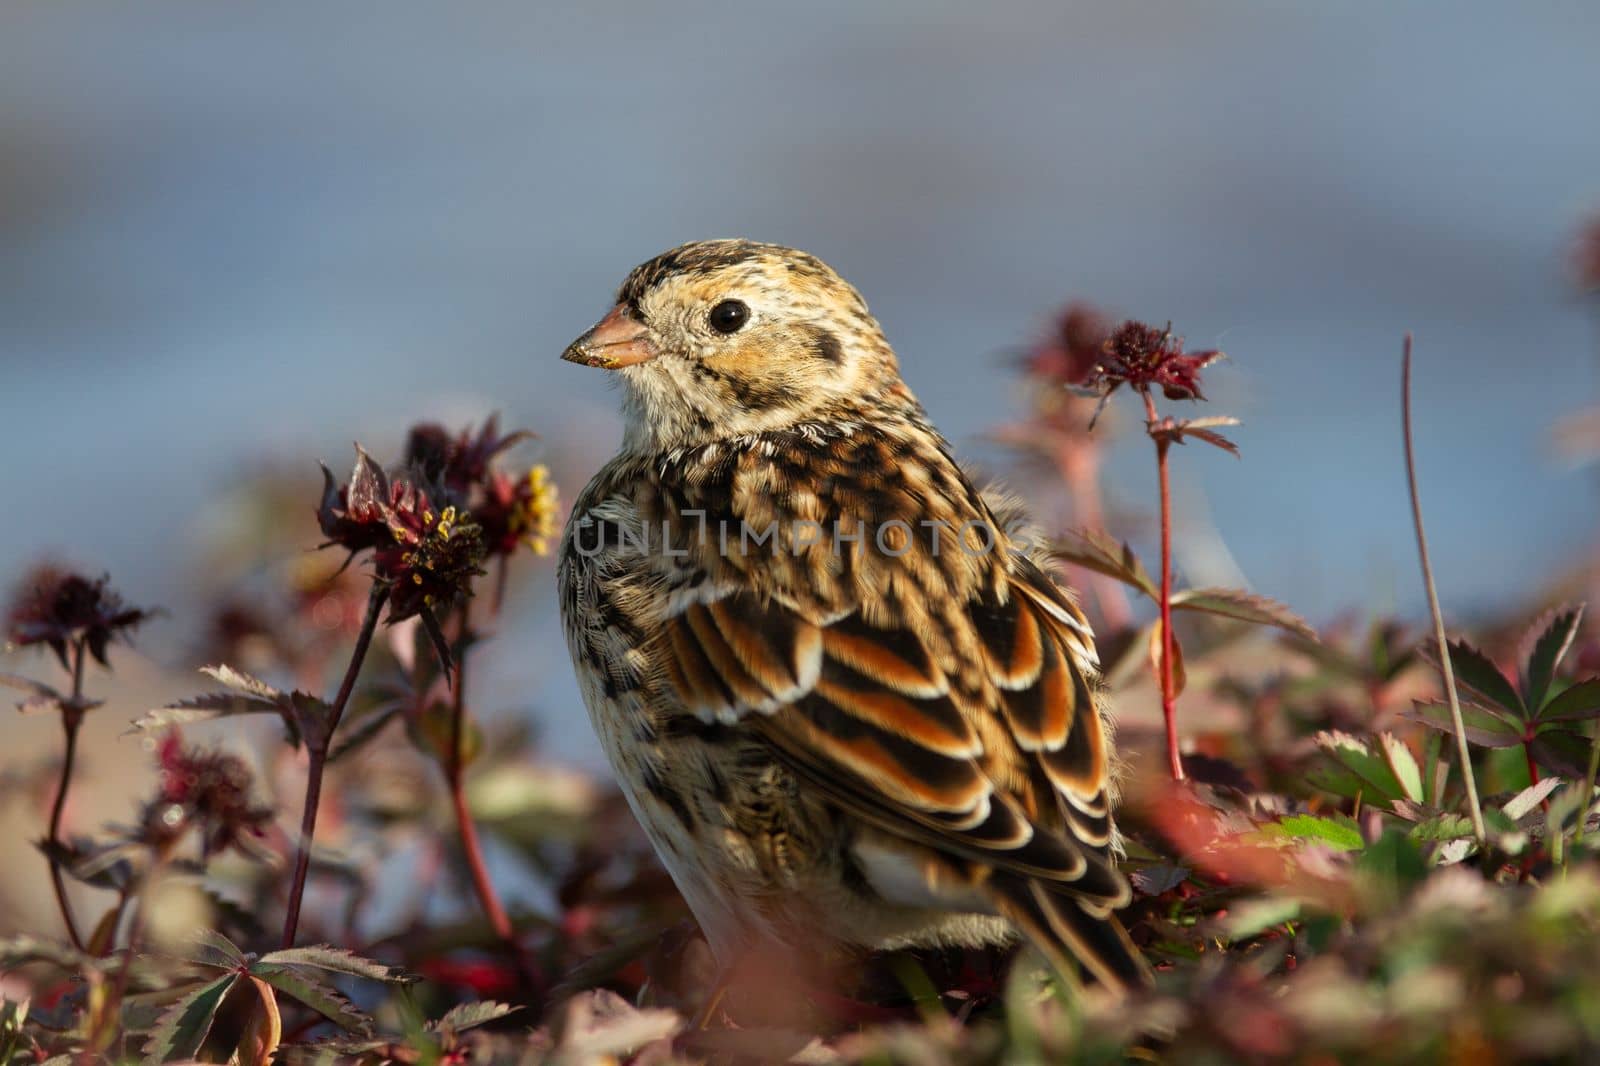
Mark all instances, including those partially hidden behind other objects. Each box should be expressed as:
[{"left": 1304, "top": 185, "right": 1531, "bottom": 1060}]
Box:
[{"left": 562, "top": 304, "right": 658, "bottom": 369}]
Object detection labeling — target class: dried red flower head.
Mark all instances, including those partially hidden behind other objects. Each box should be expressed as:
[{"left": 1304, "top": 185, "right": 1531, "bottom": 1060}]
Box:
[
  {"left": 143, "top": 731, "right": 273, "bottom": 858},
  {"left": 1025, "top": 303, "right": 1111, "bottom": 389},
  {"left": 1086, "top": 320, "right": 1223, "bottom": 404},
  {"left": 478, "top": 465, "right": 560, "bottom": 558},
  {"left": 402, "top": 415, "right": 532, "bottom": 498},
  {"left": 317, "top": 447, "right": 487, "bottom": 621},
  {"left": 401, "top": 415, "right": 555, "bottom": 560},
  {"left": 5, "top": 565, "right": 155, "bottom": 671}
]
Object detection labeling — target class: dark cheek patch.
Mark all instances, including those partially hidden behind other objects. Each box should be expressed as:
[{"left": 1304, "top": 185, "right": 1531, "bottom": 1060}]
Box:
[{"left": 806, "top": 327, "right": 845, "bottom": 365}]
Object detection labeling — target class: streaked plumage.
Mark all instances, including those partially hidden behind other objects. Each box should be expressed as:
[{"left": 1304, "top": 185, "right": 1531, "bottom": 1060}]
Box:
[{"left": 557, "top": 240, "right": 1150, "bottom": 994}]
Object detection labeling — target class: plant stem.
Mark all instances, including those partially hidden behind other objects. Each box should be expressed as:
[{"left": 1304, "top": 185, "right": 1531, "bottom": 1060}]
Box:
[
  {"left": 1402, "top": 335, "right": 1487, "bottom": 843},
  {"left": 47, "top": 639, "right": 87, "bottom": 951},
  {"left": 444, "top": 601, "right": 539, "bottom": 990},
  {"left": 1144, "top": 391, "right": 1184, "bottom": 781},
  {"left": 281, "top": 584, "right": 388, "bottom": 948}
]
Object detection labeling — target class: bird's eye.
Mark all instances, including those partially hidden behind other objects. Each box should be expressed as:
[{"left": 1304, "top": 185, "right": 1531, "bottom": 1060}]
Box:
[{"left": 707, "top": 299, "right": 750, "bottom": 335}]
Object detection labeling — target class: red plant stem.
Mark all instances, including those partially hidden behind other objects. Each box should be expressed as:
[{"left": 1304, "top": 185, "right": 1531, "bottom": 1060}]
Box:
[
  {"left": 47, "top": 640, "right": 87, "bottom": 951},
  {"left": 445, "top": 601, "right": 539, "bottom": 990},
  {"left": 1144, "top": 391, "right": 1184, "bottom": 781},
  {"left": 281, "top": 584, "right": 388, "bottom": 949},
  {"left": 1523, "top": 740, "right": 1549, "bottom": 812}
]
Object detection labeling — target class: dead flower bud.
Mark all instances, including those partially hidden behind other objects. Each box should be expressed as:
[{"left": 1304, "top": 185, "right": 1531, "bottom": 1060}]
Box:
[
  {"left": 403, "top": 414, "right": 533, "bottom": 499},
  {"left": 317, "top": 446, "right": 488, "bottom": 620},
  {"left": 1025, "top": 303, "right": 1111, "bottom": 389},
  {"left": 1085, "top": 320, "right": 1223, "bottom": 404},
  {"left": 142, "top": 731, "right": 273, "bottom": 859},
  {"left": 4, "top": 565, "right": 156, "bottom": 671}
]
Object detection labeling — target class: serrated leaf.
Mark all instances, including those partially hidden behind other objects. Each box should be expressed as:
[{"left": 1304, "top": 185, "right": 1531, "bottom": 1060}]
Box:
[
  {"left": 1502, "top": 777, "right": 1563, "bottom": 821},
  {"left": 255, "top": 945, "right": 410, "bottom": 983},
  {"left": 1314, "top": 731, "right": 1409, "bottom": 803},
  {"left": 1169, "top": 587, "right": 1317, "bottom": 642},
  {"left": 142, "top": 973, "right": 237, "bottom": 1064},
  {"left": 0, "top": 673, "right": 72, "bottom": 715},
  {"left": 1261, "top": 814, "right": 1364, "bottom": 851},
  {"left": 1536, "top": 678, "right": 1600, "bottom": 722},
  {"left": 202, "top": 664, "right": 284, "bottom": 702},
  {"left": 1303, "top": 765, "right": 1370, "bottom": 803},
  {"left": 1182, "top": 426, "right": 1241, "bottom": 456},
  {"left": 1524, "top": 605, "right": 1584, "bottom": 711},
  {"left": 250, "top": 964, "right": 372, "bottom": 1033},
  {"left": 1050, "top": 529, "right": 1158, "bottom": 601},
  {"left": 1401, "top": 702, "right": 1525, "bottom": 748},
  {"left": 432, "top": 1001, "right": 520, "bottom": 1035},
  {"left": 1377, "top": 733, "right": 1425, "bottom": 803},
  {"left": 181, "top": 929, "right": 248, "bottom": 971},
  {"left": 130, "top": 692, "right": 282, "bottom": 733},
  {"left": 1424, "top": 639, "right": 1524, "bottom": 717}
]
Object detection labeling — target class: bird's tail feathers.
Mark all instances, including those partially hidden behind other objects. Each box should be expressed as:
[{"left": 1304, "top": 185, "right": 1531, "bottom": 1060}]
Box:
[{"left": 990, "top": 874, "right": 1152, "bottom": 995}]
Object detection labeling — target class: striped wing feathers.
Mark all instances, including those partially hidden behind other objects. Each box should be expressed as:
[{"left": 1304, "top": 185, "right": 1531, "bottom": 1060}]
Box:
[{"left": 656, "top": 558, "right": 1128, "bottom": 911}]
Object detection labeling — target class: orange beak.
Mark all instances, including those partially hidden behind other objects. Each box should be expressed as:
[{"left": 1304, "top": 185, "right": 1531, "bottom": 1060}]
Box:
[{"left": 562, "top": 304, "right": 658, "bottom": 369}]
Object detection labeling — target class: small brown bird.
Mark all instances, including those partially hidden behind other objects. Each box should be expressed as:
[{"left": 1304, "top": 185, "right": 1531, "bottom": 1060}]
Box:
[{"left": 557, "top": 240, "right": 1149, "bottom": 997}]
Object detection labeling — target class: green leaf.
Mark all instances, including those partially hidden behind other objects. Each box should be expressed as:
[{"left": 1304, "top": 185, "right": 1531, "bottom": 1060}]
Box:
[
  {"left": 1050, "top": 529, "right": 1158, "bottom": 601},
  {"left": 432, "top": 1001, "right": 520, "bottom": 1035},
  {"left": 181, "top": 929, "right": 248, "bottom": 971},
  {"left": 1524, "top": 605, "right": 1584, "bottom": 712},
  {"left": 1217, "top": 897, "right": 1301, "bottom": 942},
  {"left": 1377, "top": 733, "right": 1425, "bottom": 803},
  {"left": 1402, "top": 702, "right": 1525, "bottom": 748},
  {"left": 1169, "top": 587, "right": 1318, "bottom": 642},
  {"left": 1502, "top": 778, "right": 1563, "bottom": 821},
  {"left": 1407, "top": 813, "right": 1475, "bottom": 842},
  {"left": 255, "top": 945, "right": 410, "bottom": 983},
  {"left": 250, "top": 964, "right": 372, "bottom": 1033},
  {"left": 1427, "top": 639, "right": 1524, "bottom": 717},
  {"left": 1261, "top": 814, "right": 1364, "bottom": 852},
  {"left": 142, "top": 973, "right": 237, "bottom": 1064},
  {"left": 1536, "top": 678, "right": 1600, "bottom": 722},
  {"left": 1356, "top": 829, "right": 1428, "bottom": 899},
  {"left": 1314, "top": 731, "right": 1409, "bottom": 803}
]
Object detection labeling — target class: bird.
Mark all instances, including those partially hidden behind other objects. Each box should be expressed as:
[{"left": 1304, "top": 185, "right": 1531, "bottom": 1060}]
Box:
[{"left": 556, "top": 239, "right": 1150, "bottom": 1002}]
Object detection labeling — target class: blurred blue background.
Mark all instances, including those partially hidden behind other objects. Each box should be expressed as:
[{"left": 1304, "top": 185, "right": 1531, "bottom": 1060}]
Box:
[{"left": 4, "top": 2, "right": 1599, "bottom": 762}]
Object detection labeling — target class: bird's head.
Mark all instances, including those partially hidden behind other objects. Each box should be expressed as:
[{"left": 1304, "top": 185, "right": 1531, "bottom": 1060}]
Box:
[{"left": 563, "top": 240, "right": 914, "bottom": 451}]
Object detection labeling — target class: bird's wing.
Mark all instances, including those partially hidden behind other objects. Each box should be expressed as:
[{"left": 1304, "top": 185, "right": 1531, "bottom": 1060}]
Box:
[{"left": 656, "top": 550, "right": 1149, "bottom": 989}]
